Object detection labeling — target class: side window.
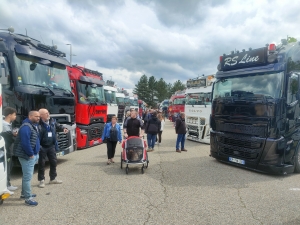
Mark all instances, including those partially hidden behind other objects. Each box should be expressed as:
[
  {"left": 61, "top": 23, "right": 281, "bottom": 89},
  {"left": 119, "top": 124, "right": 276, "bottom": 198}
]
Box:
[
  {"left": 287, "top": 73, "right": 299, "bottom": 104},
  {"left": 0, "top": 53, "right": 10, "bottom": 85}
]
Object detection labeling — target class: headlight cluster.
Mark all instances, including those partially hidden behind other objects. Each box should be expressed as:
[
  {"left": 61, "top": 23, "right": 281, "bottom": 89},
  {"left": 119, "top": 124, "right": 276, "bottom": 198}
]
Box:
[
  {"left": 187, "top": 117, "right": 198, "bottom": 124},
  {"left": 80, "top": 129, "right": 88, "bottom": 134}
]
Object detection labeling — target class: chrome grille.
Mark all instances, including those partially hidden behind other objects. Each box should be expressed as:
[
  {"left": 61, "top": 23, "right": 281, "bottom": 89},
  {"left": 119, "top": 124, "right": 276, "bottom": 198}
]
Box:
[
  {"left": 200, "top": 118, "right": 205, "bottom": 125},
  {"left": 57, "top": 132, "right": 70, "bottom": 150}
]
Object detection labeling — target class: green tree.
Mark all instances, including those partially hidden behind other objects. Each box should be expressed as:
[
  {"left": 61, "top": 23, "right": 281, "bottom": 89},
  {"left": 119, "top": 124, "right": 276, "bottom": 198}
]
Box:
[
  {"left": 133, "top": 74, "right": 150, "bottom": 102},
  {"left": 148, "top": 76, "right": 157, "bottom": 107},
  {"left": 171, "top": 80, "right": 186, "bottom": 94},
  {"left": 288, "top": 36, "right": 297, "bottom": 43},
  {"left": 166, "top": 83, "right": 173, "bottom": 98},
  {"left": 155, "top": 78, "right": 168, "bottom": 102}
]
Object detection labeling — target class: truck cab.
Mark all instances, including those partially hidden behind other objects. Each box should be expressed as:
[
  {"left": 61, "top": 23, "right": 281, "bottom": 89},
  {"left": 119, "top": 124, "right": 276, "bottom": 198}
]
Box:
[
  {"left": 185, "top": 75, "right": 214, "bottom": 144},
  {"left": 124, "top": 96, "right": 138, "bottom": 114},
  {"left": 67, "top": 66, "right": 107, "bottom": 149},
  {"left": 210, "top": 41, "right": 300, "bottom": 174},
  {"left": 104, "top": 82, "right": 118, "bottom": 122},
  {"left": 116, "top": 91, "right": 125, "bottom": 128},
  {"left": 0, "top": 29, "right": 76, "bottom": 161},
  {"left": 168, "top": 91, "right": 185, "bottom": 121}
]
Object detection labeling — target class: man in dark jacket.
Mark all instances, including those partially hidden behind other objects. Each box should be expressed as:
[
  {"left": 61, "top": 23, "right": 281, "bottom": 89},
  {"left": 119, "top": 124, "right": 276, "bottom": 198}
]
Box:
[
  {"left": 175, "top": 112, "right": 187, "bottom": 153},
  {"left": 123, "top": 110, "right": 144, "bottom": 138},
  {"left": 13, "top": 111, "right": 40, "bottom": 206},
  {"left": 37, "top": 108, "right": 68, "bottom": 188},
  {"left": 145, "top": 111, "right": 161, "bottom": 152},
  {"left": 1, "top": 107, "right": 17, "bottom": 193}
]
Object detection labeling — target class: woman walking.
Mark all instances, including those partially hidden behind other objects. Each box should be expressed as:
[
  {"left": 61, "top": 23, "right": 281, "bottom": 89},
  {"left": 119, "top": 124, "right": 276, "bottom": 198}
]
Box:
[
  {"left": 145, "top": 111, "right": 161, "bottom": 152},
  {"left": 157, "top": 113, "right": 165, "bottom": 145},
  {"left": 102, "top": 116, "right": 122, "bottom": 164}
]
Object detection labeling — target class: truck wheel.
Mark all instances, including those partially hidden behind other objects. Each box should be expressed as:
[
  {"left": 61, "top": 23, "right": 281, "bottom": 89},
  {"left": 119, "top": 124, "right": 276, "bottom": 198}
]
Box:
[{"left": 294, "top": 150, "right": 300, "bottom": 173}]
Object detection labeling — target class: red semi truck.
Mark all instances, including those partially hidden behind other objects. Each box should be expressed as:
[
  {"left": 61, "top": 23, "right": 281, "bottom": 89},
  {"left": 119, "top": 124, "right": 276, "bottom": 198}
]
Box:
[
  {"left": 67, "top": 66, "right": 107, "bottom": 149},
  {"left": 168, "top": 90, "right": 185, "bottom": 121}
]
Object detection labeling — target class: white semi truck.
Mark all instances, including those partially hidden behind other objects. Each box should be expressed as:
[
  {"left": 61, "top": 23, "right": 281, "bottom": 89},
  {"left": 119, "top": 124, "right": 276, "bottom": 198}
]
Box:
[
  {"left": 185, "top": 75, "right": 215, "bottom": 144},
  {"left": 104, "top": 82, "right": 118, "bottom": 122}
]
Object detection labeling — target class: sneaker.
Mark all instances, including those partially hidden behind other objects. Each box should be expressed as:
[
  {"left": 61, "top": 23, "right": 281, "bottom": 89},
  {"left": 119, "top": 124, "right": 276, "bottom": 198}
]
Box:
[
  {"left": 49, "top": 179, "right": 63, "bottom": 184},
  {"left": 20, "top": 194, "right": 36, "bottom": 199},
  {"left": 39, "top": 180, "right": 45, "bottom": 188},
  {"left": 25, "top": 198, "right": 38, "bottom": 207},
  {"left": 6, "top": 190, "right": 14, "bottom": 195},
  {"left": 147, "top": 148, "right": 152, "bottom": 152},
  {"left": 7, "top": 185, "right": 18, "bottom": 191},
  {"left": 176, "top": 149, "right": 181, "bottom": 153},
  {"left": 181, "top": 149, "right": 188, "bottom": 152}
]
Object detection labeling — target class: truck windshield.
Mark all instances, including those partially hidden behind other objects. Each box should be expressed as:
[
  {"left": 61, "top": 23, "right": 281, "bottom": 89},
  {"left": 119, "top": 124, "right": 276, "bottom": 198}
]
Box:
[
  {"left": 116, "top": 97, "right": 125, "bottom": 104},
  {"left": 104, "top": 90, "right": 117, "bottom": 103},
  {"left": 213, "top": 72, "right": 284, "bottom": 100},
  {"left": 186, "top": 93, "right": 212, "bottom": 105},
  {"left": 14, "top": 54, "right": 71, "bottom": 91},
  {"left": 173, "top": 98, "right": 185, "bottom": 105},
  {"left": 77, "top": 81, "right": 105, "bottom": 103}
]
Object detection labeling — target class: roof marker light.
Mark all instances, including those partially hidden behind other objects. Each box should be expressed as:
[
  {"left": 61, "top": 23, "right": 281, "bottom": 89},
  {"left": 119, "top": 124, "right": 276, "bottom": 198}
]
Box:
[
  {"left": 268, "top": 43, "right": 276, "bottom": 53},
  {"left": 219, "top": 56, "right": 223, "bottom": 62}
]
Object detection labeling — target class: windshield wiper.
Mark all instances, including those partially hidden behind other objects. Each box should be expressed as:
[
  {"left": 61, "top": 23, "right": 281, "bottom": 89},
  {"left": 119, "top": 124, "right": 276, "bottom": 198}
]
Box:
[
  {"left": 23, "top": 84, "right": 55, "bottom": 96},
  {"left": 52, "top": 86, "right": 73, "bottom": 96}
]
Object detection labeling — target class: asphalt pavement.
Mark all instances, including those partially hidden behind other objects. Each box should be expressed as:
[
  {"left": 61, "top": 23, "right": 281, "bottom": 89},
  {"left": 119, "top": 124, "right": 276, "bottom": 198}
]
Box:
[{"left": 1, "top": 121, "right": 300, "bottom": 225}]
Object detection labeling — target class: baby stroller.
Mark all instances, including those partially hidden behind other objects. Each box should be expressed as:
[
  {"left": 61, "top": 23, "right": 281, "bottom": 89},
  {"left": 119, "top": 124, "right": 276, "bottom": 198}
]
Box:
[{"left": 121, "top": 136, "right": 149, "bottom": 174}]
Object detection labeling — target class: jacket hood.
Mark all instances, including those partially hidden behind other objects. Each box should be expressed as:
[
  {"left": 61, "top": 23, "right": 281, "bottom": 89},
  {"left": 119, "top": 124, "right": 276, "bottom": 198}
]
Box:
[{"left": 22, "top": 118, "right": 32, "bottom": 124}]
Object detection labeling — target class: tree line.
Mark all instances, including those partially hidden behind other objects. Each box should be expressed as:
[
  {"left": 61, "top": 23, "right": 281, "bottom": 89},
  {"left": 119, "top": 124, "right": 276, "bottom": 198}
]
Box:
[{"left": 133, "top": 74, "right": 186, "bottom": 107}]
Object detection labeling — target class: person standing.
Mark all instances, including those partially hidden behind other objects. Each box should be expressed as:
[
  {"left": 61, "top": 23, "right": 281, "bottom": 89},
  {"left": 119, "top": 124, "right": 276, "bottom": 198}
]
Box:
[
  {"left": 157, "top": 113, "right": 165, "bottom": 145},
  {"left": 145, "top": 111, "right": 161, "bottom": 152},
  {"left": 1, "top": 107, "right": 17, "bottom": 194},
  {"left": 101, "top": 116, "right": 122, "bottom": 165},
  {"left": 175, "top": 112, "right": 187, "bottom": 153},
  {"left": 13, "top": 111, "right": 40, "bottom": 206},
  {"left": 37, "top": 108, "right": 68, "bottom": 188},
  {"left": 123, "top": 110, "right": 144, "bottom": 138}
]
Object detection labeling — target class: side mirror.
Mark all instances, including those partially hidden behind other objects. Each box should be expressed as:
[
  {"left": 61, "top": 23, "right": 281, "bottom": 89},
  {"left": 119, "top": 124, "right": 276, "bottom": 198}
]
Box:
[{"left": 0, "top": 53, "right": 8, "bottom": 85}]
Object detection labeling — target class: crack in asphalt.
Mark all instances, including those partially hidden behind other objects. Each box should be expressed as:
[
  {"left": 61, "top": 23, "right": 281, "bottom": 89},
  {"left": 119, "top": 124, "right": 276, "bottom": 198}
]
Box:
[
  {"left": 237, "top": 188, "right": 262, "bottom": 225},
  {"left": 144, "top": 151, "right": 168, "bottom": 225}
]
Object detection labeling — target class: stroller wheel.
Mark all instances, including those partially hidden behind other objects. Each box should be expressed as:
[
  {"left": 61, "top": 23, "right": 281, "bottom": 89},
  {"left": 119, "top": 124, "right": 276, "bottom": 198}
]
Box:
[
  {"left": 126, "top": 166, "right": 129, "bottom": 174},
  {"left": 120, "top": 153, "right": 123, "bottom": 169},
  {"left": 141, "top": 166, "right": 144, "bottom": 174}
]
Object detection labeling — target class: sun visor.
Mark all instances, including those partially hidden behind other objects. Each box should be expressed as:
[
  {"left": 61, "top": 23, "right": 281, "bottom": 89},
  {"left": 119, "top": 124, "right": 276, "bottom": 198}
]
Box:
[
  {"left": 14, "top": 44, "right": 70, "bottom": 66},
  {"left": 79, "top": 76, "right": 105, "bottom": 86}
]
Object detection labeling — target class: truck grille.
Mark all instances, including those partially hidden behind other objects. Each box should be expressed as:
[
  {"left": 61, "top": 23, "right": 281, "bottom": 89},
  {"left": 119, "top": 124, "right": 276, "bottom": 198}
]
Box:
[
  {"left": 200, "top": 118, "right": 205, "bottom": 125},
  {"left": 187, "top": 125, "right": 198, "bottom": 130},
  {"left": 217, "top": 134, "right": 264, "bottom": 159},
  {"left": 88, "top": 125, "right": 104, "bottom": 140},
  {"left": 216, "top": 123, "right": 267, "bottom": 137},
  {"left": 57, "top": 132, "right": 70, "bottom": 150}
]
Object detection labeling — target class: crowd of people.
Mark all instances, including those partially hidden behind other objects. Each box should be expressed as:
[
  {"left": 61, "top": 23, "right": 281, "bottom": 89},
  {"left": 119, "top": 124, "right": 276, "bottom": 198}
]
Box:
[
  {"left": 1, "top": 107, "right": 68, "bottom": 206},
  {"left": 1, "top": 107, "right": 187, "bottom": 207}
]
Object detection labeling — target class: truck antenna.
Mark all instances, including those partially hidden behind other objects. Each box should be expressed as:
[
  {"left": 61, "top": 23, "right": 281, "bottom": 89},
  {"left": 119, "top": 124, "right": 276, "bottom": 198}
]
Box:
[{"left": 39, "top": 33, "right": 45, "bottom": 44}]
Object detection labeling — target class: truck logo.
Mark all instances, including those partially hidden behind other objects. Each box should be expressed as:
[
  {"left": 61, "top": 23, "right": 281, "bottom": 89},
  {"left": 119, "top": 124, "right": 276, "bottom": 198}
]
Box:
[
  {"left": 189, "top": 109, "right": 202, "bottom": 113},
  {"left": 95, "top": 110, "right": 106, "bottom": 114}
]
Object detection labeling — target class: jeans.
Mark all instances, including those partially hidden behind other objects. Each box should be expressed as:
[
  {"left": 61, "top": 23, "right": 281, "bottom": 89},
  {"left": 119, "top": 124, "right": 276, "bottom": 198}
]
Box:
[
  {"left": 18, "top": 155, "right": 39, "bottom": 200},
  {"left": 38, "top": 146, "right": 57, "bottom": 181},
  {"left": 176, "top": 134, "right": 186, "bottom": 150},
  {"left": 107, "top": 139, "right": 117, "bottom": 159},
  {"left": 147, "top": 134, "right": 156, "bottom": 149}
]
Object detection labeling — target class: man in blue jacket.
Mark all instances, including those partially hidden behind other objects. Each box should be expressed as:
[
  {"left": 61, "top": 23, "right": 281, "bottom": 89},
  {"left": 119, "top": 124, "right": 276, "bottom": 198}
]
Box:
[{"left": 13, "top": 111, "right": 40, "bottom": 206}]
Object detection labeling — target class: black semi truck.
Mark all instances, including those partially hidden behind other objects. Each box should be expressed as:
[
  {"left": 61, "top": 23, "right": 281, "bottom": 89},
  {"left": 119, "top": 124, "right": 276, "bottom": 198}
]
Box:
[
  {"left": 210, "top": 40, "right": 300, "bottom": 174},
  {"left": 0, "top": 28, "right": 76, "bottom": 161}
]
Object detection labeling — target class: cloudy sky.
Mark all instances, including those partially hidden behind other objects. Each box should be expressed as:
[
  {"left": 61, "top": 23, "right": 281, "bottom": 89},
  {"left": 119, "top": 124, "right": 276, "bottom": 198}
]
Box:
[{"left": 1, "top": 0, "right": 300, "bottom": 89}]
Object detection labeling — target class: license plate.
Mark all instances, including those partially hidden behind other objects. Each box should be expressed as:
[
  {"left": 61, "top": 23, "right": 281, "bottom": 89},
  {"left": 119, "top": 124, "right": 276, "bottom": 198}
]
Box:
[
  {"left": 56, "top": 151, "right": 64, "bottom": 157},
  {"left": 93, "top": 140, "right": 99, "bottom": 145},
  {"left": 229, "top": 157, "right": 245, "bottom": 165}
]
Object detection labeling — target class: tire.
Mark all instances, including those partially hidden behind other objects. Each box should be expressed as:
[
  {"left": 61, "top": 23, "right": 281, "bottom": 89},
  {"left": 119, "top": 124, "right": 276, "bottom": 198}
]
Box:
[
  {"left": 141, "top": 166, "right": 144, "bottom": 174},
  {"left": 126, "top": 166, "right": 129, "bottom": 174},
  {"left": 145, "top": 154, "right": 149, "bottom": 169},
  {"left": 294, "top": 150, "right": 300, "bottom": 173},
  {"left": 120, "top": 153, "right": 123, "bottom": 169}
]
